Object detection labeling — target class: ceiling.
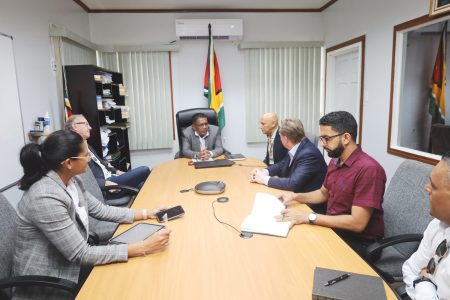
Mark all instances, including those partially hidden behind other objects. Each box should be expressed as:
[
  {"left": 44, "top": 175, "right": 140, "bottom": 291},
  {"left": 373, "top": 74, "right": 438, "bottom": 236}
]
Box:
[{"left": 74, "top": 0, "right": 337, "bottom": 12}]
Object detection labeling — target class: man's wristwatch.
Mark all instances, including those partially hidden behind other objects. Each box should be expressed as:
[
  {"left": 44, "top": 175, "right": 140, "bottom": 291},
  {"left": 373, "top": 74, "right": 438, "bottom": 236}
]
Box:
[
  {"left": 413, "top": 276, "right": 437, "bottom": 289},
  {"left": 308, "top": 212, "right": 317, "bottom": 224}
]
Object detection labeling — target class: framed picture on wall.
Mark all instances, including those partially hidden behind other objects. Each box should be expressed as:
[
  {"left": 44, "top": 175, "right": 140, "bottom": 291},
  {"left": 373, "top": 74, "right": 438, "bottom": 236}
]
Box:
[{"left": 430, "top": 0, "right": 450, "bottom": 17}]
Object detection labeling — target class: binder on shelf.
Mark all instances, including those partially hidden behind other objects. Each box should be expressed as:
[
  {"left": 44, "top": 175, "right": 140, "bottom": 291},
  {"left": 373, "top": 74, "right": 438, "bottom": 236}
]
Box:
[{"left": 312, "top": 267, "right": 387, "bottom": 300}]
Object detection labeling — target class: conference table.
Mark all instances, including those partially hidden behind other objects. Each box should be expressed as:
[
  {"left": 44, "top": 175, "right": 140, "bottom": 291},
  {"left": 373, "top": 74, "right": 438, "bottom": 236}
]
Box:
[{"left": 77, "top": 157, "right": 396, "bottom": 300}]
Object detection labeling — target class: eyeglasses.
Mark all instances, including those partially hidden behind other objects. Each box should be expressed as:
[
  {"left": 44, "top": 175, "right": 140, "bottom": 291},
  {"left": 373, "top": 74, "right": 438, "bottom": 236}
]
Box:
[
  {"left": 319, "top": 132, "right": 345, "bottom": 144},
  {"left": 75, "top": 121, "right": 90, "bottom": 127},
  {"left": 427, "top": 239, "right": 449, "bottom": 274},
  {"left": 70, "top": 152, "right": 92, "bottom": 161}
]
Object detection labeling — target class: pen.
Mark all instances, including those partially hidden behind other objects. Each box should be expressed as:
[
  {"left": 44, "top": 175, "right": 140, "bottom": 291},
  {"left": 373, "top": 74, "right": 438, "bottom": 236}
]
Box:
[{"left": 324, "top": 273, "right": 350, "bottom": 286}]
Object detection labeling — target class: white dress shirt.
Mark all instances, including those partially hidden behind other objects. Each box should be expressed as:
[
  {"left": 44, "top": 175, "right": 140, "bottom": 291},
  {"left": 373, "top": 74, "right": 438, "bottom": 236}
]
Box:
[
  {"left": 66, "top": 179, "right": 89, "bottom": 238},
  {"left": 402, "top": 218, "right": 450, "bottom": 299},
  {"left": 89, "top": 149, "right": 113, "bottom": 179},
  {"left": 262, "top": 142, "right": 299, "bottom": 186},
  {"left": 194, "top": 130, "right": 213, "bottom": 157},
  {"left": 267, "top": 129, "right": 278, "bottom": 165}
]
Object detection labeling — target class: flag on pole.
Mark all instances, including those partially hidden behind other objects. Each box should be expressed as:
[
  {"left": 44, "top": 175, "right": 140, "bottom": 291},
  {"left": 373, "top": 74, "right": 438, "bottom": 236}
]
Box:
[
  {"left": 204, "top": 24, "right": 225, "bottom": 129},
  {"left": 64, "top": 90, "right": 73, "bottom": 122},
  {"left": 429, "top": 21, "right": 447, "bottom": 124}
]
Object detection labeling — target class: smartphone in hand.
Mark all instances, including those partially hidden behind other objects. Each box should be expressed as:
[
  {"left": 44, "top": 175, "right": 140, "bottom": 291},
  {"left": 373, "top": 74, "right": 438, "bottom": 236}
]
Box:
[{"left": 156, "top": 205, "right": 185, "bottom": 222}]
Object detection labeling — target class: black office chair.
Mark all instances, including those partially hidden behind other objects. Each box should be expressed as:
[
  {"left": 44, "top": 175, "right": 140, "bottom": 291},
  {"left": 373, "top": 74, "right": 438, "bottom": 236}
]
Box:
[
  {"left": 175, "top": 108, "right": 218, "bottom": 158},
  {"left": 365, "top": 159, "right": 433, "bottom": 299},
  {"left": 78, "top": 167, "right": 138, "bottom": 244},
  {"left": 0, "top": 194, "right": 79, "bottom": 299}
]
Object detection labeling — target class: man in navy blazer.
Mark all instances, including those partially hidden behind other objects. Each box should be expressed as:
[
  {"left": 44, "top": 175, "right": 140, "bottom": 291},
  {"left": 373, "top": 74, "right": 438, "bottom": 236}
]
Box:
[
  {"left": 260, "top": 112, "right": 288, "bottom": 166},
  {"left": 251, "top": 118, "right": 327, "bottom": 194}
]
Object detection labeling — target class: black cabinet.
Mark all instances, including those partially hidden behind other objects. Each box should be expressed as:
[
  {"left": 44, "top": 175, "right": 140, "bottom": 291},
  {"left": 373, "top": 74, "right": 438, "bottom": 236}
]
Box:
[{"left": 65, "top": 65, "right": 131, "bottom": 171}]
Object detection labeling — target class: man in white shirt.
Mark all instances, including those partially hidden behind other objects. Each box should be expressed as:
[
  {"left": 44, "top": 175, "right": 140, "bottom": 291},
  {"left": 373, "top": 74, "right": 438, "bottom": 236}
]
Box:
[
  {"left": 66, "top": 115, "right": 150, "bottom": 190},
  {"left": 402, "top": 152, "right": 450, "bottom": 299}
]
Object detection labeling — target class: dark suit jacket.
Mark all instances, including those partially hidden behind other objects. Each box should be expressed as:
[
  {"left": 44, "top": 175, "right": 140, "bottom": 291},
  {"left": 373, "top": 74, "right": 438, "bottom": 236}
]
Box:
[
  {"left": 267, "top": 138, "right": 327, "bottom": 193},
  {"left": 88, "top": 145, "right": 117, "bottom": 187},
  {"left": 263, "top": 129, "right": 288, "bottom": 166}
]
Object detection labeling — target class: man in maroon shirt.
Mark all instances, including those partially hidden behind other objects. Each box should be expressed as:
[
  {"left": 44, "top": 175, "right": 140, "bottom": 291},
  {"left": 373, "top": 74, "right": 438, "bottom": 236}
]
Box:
[{"left": 279, "top": 111, "right": 386, "bottom": 256}]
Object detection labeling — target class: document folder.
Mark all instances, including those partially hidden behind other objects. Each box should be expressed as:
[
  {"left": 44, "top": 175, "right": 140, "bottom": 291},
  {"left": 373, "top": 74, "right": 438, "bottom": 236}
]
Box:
[{"left": 312, "top": 267, "right": 387, "bottom": 300}]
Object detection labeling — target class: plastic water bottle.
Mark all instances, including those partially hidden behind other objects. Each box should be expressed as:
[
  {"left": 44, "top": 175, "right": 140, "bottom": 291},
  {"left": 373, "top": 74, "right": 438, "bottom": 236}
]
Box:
[{"left": 43, "top": 112, "right": 51, "bottom": 134}]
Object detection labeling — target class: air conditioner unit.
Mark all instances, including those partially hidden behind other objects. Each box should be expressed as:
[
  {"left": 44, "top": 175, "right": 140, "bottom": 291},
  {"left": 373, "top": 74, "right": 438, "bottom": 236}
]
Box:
[{"left": 175, "top": 19, "right": 243, "bottom": 41}]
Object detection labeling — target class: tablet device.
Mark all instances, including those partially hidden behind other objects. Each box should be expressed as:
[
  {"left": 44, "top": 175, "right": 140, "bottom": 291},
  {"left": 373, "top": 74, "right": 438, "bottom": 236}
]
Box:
[
  {"left": 224, "top": 153, "right": 246, "bottom": 161},
  {"left": 109, "top": 223, "right": 165, "bottom": 244}
]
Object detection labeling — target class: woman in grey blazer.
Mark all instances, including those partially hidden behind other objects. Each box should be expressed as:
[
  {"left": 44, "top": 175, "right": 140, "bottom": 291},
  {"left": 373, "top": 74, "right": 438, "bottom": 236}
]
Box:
[{"left": 13, "top": 130, "right": 171, "bottom": 300}]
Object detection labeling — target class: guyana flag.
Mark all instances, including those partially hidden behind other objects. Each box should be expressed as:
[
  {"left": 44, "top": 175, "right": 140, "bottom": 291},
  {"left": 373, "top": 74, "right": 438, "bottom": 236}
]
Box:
[
  {"left": 64, "top": 90, "right": 73, "bottom": 122},
  {"left": 429, "top": 21, "right": 447, "bottom": 124},
  {"left": 204, "top": 24, "right": 225, "bottom": 129}
]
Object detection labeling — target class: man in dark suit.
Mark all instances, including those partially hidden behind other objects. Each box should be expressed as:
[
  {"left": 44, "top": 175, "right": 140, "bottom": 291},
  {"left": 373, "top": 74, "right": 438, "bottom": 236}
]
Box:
[
  {"left": 66, "top": 115, "right": 150, "bottom": 190},
  {"left": 251, "top": 118, "right": 327, "bottom": 194},
  {"left": 181, "top": 113, "right": 224, "bottom": 159},
  {"left": 260, "top": 112, "right": 288, "bottom": 166}
]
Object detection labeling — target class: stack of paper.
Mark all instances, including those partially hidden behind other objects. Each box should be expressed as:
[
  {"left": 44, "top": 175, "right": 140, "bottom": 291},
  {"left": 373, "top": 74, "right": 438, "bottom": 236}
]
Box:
[
  {"left": 240, "top": 192, "right": 290, "bottom": 237},
  {"left": 119, "top": 84, "right": 127, "bottom": 96},
  {"left": 102, "top": 73, "right": 112, "bottom": 84},
  {"left": 116, "top": 105, "right": 130, "bottom": 119}
]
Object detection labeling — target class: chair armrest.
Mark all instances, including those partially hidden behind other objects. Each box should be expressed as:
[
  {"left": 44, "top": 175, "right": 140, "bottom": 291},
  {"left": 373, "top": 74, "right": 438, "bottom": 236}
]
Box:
[
  {"left": 0, "top": 275, "right": 78, "bottom": 296},
  {"left": 366, "top": 233, "right": 423, "bottom": 263},
  {"left": 101, "top": 184, "right": 139, "bottom": 195}
]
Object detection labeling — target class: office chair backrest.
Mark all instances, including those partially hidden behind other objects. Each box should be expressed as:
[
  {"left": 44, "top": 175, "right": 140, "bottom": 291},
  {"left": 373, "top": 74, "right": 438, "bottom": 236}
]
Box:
[
  {"left": 383, "top": 159, "right": 433, "bottom": 257},
  {"left": 305, "top": 132, "right": 319, "bottom": 147},
  {"left": 78, "top": 168, "right": 118, "bottom": 241},
  {"left": 77, "top": 167, "right": 104, "bottom": 202},
  {"left": 176, "top": 108, "right": 218, "bottom": 157},
  {"left": 0, "top": 193, "right": 17, "bottom": 298}
]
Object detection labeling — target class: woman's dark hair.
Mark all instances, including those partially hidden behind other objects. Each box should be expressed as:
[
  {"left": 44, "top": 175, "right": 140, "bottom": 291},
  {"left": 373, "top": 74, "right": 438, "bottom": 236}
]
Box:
[{"left": 19, "top": 130, "right": 84, "bottom": 190}]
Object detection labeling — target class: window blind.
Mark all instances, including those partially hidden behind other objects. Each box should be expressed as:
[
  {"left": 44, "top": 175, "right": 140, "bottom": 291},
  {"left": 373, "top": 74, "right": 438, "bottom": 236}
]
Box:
[
  {"left": 244, "top": 46, "right": 322, "bottom": 143},
  {"left": 100, "top": 51, "right": 172, "bottom": 150}
]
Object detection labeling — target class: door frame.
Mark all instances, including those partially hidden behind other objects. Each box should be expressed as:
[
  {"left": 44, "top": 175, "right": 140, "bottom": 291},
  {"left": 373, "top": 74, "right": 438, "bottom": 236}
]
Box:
[{"left": 325, "top": 35, "right": 365, "bottom": 145}]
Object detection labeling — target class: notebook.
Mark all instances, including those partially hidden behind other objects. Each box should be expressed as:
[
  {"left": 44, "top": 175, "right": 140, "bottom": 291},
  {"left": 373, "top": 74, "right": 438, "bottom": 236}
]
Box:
[
  {"left": 194, "top": 159, "right": 235, "bottom": 169},
  {"left": 240, "top": 193, "right": 290, "bottom": 237},
  {"left": 312, "top": 267, "right": 387, "bottom": 300}
]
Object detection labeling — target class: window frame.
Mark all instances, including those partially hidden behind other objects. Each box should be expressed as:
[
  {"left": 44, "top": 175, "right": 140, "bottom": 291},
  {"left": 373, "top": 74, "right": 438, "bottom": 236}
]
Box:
[{"left": 387, "top": 14, "right": 450, "bottom": 165}]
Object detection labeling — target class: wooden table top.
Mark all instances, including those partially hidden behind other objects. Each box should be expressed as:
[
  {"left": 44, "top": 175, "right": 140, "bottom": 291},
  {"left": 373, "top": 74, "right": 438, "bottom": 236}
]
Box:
[{"left": 77, "top": 157, "right": 395, "bottom": 300}]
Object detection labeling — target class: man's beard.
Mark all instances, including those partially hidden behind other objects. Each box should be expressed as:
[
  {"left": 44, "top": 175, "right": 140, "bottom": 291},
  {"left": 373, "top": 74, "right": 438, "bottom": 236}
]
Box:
[{"left": 325, "top": 142, "right": 344, "bottom": 158}]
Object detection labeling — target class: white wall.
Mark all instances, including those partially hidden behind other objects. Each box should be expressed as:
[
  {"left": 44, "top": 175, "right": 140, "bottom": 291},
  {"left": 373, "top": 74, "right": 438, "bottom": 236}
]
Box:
[
  {"left": 323, "top": 0, "right": 431, "bottom": 180},
  {"left": 0, "top": 0, "right": 90, "bottom": 135},
  {"left": 89, "top": 13, "right": 324, "bottom": 168},
  {"left": 0, "top": 0, "right": 89, "bottom": 204}
]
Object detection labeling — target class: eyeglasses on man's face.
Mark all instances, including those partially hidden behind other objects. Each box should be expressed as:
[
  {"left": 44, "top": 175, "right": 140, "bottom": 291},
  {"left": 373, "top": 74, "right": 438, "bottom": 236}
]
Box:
[
  {"left": 76, "top": 121, "right": 90, "bottom": 127},
  {"left": 318, "top": 132, "right": 345, "bottom": 144},
  {"left": 427, "top": 239, "right": 449, "bottom": 275},
  {"left": 70, "top": 152, "right": 92, "bottom": 162}
]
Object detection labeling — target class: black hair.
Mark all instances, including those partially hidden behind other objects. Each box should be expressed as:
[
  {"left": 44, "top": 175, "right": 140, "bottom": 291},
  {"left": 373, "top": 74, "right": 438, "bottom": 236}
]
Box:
[
  {"left": 319, "top": 111, "right": 358, "bottom": 142},
  {"left": 19, "top": 130, "right": 84, "bottom": 190},
  {"left": 192, "top": 113, "right": 208, "bottom": 124}
]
